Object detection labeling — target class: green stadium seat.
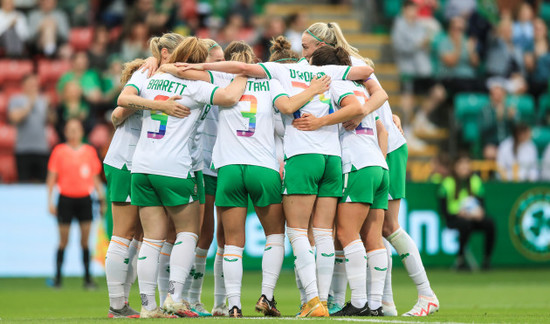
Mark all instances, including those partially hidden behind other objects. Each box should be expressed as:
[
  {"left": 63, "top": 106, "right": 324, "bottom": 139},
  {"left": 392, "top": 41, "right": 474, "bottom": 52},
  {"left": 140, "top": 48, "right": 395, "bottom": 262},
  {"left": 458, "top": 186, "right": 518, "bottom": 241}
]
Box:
[
  {"left": 532, "top": 126, "right": 550, "bottom": 157},
  {"left": 541, "top": 2, "right": 550, "bottom": 24},
  {"left": 538, "top": 94, "right": 550, "bottom": 125},
  {"left": 454, "top": 93, "right": 490, "bottom": 120},
  {"left": 384, "top": 0, "right": 402, "bottom": 19},
  {"left": 506, "top": 95, "right": 535, "bottom": 124}
]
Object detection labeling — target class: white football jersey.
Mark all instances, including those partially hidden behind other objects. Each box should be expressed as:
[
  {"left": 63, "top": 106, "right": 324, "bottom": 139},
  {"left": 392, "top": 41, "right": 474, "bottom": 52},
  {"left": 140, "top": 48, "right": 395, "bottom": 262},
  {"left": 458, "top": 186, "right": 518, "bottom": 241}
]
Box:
[
  {"left": 258, "top": 62, "right": 351, "bottom": 159},
  {"left": 212, "top": 78, "right": 287, "bottom": 172},
  {"left": 103, "top": 70, "right": 146, "bottom": 170},
  {"left": 331, "top": 80, "right": 388, "bottom": 173},
  {"left": 131, "top": 73, "right": 218, "bottom": 179},
  {"left": 349, "top": 56, "right": 406, "bottom": 153}
]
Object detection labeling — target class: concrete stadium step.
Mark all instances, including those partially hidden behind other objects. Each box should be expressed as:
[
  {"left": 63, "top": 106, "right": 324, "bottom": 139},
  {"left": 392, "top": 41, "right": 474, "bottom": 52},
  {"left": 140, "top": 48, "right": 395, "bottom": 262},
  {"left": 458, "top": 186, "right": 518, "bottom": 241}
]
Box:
[
  {"left": 265, "top": 4, "right": 352, "bottom": 16},
  {"left": 306, "top": 18, "right": 360, "bottom": 32}
]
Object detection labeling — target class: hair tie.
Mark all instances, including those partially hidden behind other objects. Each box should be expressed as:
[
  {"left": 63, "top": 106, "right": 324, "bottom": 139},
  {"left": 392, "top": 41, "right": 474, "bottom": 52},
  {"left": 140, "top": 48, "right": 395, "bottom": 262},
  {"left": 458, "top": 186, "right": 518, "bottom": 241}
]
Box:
[
  {"left": 327, "top": 23, "right": 332, "bottom": 28},
  {"left": 275, "top": 58, "right": 298, "bottom": 62},
  {"left": 306, "top": 29, "right": 335, "bottom": 47},
  {"left": 208, "top": 43, "right": 220, "bottom": 52}
]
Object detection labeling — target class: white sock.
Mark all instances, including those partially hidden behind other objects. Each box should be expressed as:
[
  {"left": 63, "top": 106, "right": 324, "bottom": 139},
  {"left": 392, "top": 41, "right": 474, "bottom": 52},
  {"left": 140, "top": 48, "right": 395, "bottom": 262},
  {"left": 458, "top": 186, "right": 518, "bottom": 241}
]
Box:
[
  {"left": 343, "top": 240, "right": 367, "bottom": 308},
  {"left": 223, "top": 245, "right": 243, "bottom": 309},
  {"left": 261, "top": 234, "right": 284, "bottom": 300},
  {"left": 169, "top": 232, "right": 199, "bottom": 303},
  {"left": 382, "top": 238, "right": 395, "bottom": 304},
  {"left": 213, "top": 246, "right": 226, "bottom": 307},
  {"left": 287, "top": 227, "right": 318, "bottom": 301},
  {"left": 157, "top": 242, "right": 173, "bottom": 305},
  {"left": 295, "top": 266, "right": 307, "bottom": 304},
  {"left": 106, "top": 236, "right": 130, "bottom": 310},
  {"left": 313, "top": 228, "right": 334, "bottom": 302},
  {"left": 189, "top": 247, "right": 208, "bottom": 304},
  {"left": 331, "top": 250, "right": 347, "bottom": 306},
  {"left": 181, "top": 264, "right": 194, "bottom": 301},
  {"left": 367, "top": 249, "right": 388, "bottom": 310},
  {"left": 138, "top": 238, "right": 164, "bottom": 311},
  {"left": 124, "top": 239, "right": 141, "bottom": 303},
  {"left": 387, "top": 228, "right": 433, "bottom": 297}
]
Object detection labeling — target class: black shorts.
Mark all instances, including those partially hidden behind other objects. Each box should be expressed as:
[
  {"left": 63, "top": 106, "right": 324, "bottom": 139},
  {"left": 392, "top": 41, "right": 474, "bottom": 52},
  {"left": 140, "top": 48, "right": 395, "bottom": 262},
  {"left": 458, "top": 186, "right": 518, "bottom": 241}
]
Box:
[{"left": 57, "top": 195, "right": 93, "bottom": 224}]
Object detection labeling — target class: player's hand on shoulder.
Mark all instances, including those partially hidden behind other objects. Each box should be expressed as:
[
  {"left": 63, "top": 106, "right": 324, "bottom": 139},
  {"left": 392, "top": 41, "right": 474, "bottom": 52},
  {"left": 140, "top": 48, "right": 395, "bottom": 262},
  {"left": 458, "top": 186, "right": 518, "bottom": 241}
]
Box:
[
  {"left": 140, "top": 57, "right": 159, "bottom": 78},
  {"left": 310, "top": 75, "right": 331, "bottom": 95}
]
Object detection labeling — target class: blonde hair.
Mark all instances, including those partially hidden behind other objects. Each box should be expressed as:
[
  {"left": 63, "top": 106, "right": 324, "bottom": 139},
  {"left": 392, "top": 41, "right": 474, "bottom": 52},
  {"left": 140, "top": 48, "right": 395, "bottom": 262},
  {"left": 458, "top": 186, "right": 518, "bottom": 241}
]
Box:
[
  {"left": 306, "top": 22, "right": 372, "bottom": 67},
  {"left": 202, "top": 38, "right": 221, "bottom": 53},
  {"left": 224, "top": 41, "right": 256, "bottom": 64},
  {"left": 269, "top": 36, "right": 300, "bottom": 63},
  {"left": 120, "top": 58, "right": 146, "bottom": 84},
  {"left": 149, "top": 33, "right": 186, "bottom": 62},
  {"left": 169, "top": 36, "right": 208, "bottom": 64}
]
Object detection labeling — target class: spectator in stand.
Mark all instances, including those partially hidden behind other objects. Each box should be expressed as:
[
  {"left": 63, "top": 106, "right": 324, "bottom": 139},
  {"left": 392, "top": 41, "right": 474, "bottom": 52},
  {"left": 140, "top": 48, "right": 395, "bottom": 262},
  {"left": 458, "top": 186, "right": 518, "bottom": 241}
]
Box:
[
  {"left": 285, "top": 12, "right": 308, "bottom": 54},
  {"left": 87, "top": 25, "right": 113, "bottom": 73},
  {"left": 228, "top": 0, "right": 254, "bottom": 28},
  {"left": 444, "top": 0, "right": 476, "bottom": 20},
  {"left": 412, "top": 0, "right": 441, "bottom": 36},
  {"left": 542, "top": 143, "right": 550, "bottom": 181},
  {"left": 58, "top": 0, "right": 90, "bottom": 27},
  {"left": 258, "top": 15, "right": 286, "bottom": 62},
  {"left": 56, "top": 51, "right": 103, "bottom": 105},
  {"left": 46, "top": 118, "right": 105, "bottom": 289},
  {"left": 7, "top": 74, "right": 52, "bottom": 182},
  {"left": 497, "top": 122, "right": 539, "bottom": 181},
  {"left": 480, "top": 79, "right": 517, "bottom": 160},
  {"left": 512, "top": 2, "right": 535, "bottom": 53},
  {"left": 486, "top": 19, "right": 527, "bottom": 94},
  {"left": 438, "top": 154, "right": 496, "bottom": 270},
  {"left": 437, "top": 16, "right": 482, "bottom": 95},
  {"left": 56, "top": 81, "right": 92, "bottom": 142},
  {"left": 123, "top": 0, "right": 171, "bottom": 37},
  {"left": 0, "top": 0, "right": 29, "bottom": 57},
  {"left": 100, "top": 55, "right": 123, "bottom": 107},
  {"left": 120, "top": 22, "right": 150, "bottom": 62},
  {"left": 28, "top": 0, "right": 70, "bottom": 57},
  {"left": 429, "top": 151, "right": 451, "bottom": 184},
  {"left": 524, "top": 18, "right": 550, "bottom": 97}
]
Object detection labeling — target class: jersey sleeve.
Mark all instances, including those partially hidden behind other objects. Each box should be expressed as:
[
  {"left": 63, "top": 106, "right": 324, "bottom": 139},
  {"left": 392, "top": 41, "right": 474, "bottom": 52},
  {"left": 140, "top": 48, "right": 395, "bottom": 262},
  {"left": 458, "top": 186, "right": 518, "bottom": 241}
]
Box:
[
  {"left": 191, "top": 81, "right": 219, "bottom": 106},
  {"left": 125, "top": 70, "right": 149, "bottom": 94},
  {"left": 330, "top": 80, "right": 354, "bottom": 107},
  {"left": 47, "top": 145, "right": 61, "bottom": 173},
  {"left": 258, "top": 62, "right": 286, "bottom": 81},
  {"left": 323, "top": 64, "right": 352, "bottom": 81},
  {"left": 269, "top": 79, "right": 289, "bottom": 109}
]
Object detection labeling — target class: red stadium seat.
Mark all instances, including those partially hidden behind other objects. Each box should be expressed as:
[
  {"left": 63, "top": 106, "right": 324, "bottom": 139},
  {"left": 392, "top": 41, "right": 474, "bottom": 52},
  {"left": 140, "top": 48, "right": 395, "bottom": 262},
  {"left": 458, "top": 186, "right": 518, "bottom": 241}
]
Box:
[
  {"left": 0, "top": 123, "right": 16, "bottom": 153},
  {"left": 38, "top": 59, "right": 71, "bottom": 87},
  {"left": 0, "top": 92, "right": 7, "bottom": 123},
  {"left": 88, "top": 123, "right": 111, "bottom": 150},
  {"left": 70, "top": 27, "right": 94, "bottom": 51},
  {"left": 0, "top": 59, "right": 33, "bottom": 85},
  {"left": 46, "top": 124, "right": 59, "bottom": 149},
  {"left": 0, "top": 153, "right": 17, "bottom": 183}
]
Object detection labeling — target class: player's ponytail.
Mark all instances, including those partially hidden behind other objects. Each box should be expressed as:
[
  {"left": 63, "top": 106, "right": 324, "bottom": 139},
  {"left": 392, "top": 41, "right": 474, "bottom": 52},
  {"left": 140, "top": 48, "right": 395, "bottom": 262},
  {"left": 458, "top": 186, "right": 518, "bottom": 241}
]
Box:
[
  {"left": 120, "top": 58, "right": 146, "bottom": 84},
  {"left": 310, "top": 46, "right": 351, "bottom": 66},
  {"left": 224, "top": 41, "right": 256, "bottom": 64},
  {"left": 169, "top": 36, "right": 208, "bottom": 64},
  {"left": 149, "top": 33, "right": 186, "bottom": 62},
  {"left": 268, "top": 35, "right": 300, "bottom": 63}
]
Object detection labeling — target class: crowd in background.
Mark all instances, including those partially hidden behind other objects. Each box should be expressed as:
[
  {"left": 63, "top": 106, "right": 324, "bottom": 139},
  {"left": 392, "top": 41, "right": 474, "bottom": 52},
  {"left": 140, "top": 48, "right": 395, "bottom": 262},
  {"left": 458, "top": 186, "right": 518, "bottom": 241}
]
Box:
[
  {"left": 1, "top": 0, "right": 550, "bottom": 184},
  {"left": 391, "top": 0, "right": 550, "bottom": 182}
]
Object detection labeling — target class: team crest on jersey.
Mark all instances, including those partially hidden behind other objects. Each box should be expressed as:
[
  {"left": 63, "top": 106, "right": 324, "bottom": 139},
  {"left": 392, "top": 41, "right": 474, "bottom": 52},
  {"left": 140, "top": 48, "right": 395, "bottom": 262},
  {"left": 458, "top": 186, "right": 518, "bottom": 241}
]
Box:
[{"left": 509, "top": 188, "right": 550, "bottom": 261}]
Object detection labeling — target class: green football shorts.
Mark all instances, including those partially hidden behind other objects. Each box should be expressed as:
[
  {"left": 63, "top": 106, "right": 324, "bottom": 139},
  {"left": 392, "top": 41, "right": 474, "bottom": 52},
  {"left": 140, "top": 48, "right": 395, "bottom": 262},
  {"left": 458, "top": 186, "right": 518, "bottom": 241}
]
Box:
[
  {"left": 131, "top": 173, "right": 198, "bottom": 207},
  {"left": 341, "top": 166, "right": 389, "bottom": 210},
  {"left": 195, "top": 170, "right": 206, "bottom": 204},
  {"left": 204, "top": 174, "right": 217, "bottom": 197},
  {"left": 282, "top": 154, "right": 343, "bottom": 197},
  {"left": 386, "top": 143, "right": 408, "bottom": 200},
  {"left": 104, "top": 163, "right": 131, "bottom": 203}
]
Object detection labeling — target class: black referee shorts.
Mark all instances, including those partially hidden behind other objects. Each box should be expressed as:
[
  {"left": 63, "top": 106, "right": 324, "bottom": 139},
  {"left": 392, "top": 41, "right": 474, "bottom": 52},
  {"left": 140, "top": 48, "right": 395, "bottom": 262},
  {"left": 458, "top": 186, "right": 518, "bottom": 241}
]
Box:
[{"left": 57, "top": 195, "right": 93, "bottom": 224}]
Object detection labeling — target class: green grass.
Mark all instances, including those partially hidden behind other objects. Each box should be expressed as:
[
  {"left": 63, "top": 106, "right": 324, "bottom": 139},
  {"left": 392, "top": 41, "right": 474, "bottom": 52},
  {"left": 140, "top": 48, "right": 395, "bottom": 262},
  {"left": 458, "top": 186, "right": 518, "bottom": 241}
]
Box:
[{"left": 1, "top": 268, "right": 550, "bottom": 323}]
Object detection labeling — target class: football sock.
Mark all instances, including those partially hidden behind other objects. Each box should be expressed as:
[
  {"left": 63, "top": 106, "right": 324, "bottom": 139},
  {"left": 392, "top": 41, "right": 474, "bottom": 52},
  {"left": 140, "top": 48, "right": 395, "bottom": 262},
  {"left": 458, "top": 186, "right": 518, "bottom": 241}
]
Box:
[
  {"left": 124, "top": 239, "right": 141, "bottom": 303},
  {"left": 213, "top": 246, "right": 226, "bottom": 307},
  {"left": 382, "top": 238, "right": 395, "bottom": 304},
  {"left": 169, "top": 232, "right": 198, "bottom": 303},
  {"left": 189, "top": 247, "right": 209, "bottom": 304},
  {"left": 82, "top": 248, "right": 91, "bottom": 283},
  {"left": 223, "top": 245, "right": 244, "bottom": 309},
  {"left": 313, "top": 227, "right": 335, "bottom": 302},
  {"left": 55, "top": 248, "right": 65, "bottom": 284},
  {"left": 106, "top": 236, "right": 130, "bottom": 309},
  {"left": 387, "top": 228, "right": 433, "bottom": 297},
  {"left": 344, "top": 240, "right": 367, "bottom": 308},
  {"left": 295, "top": 266, "right": 307, "bottom": 304},
  {"left": 367, "top": 248, "right": 388, "bottom": 310},
  {"left": 261, "top": 234, "right": 284, "bottom": 300},
  {"left": 332, "top": 250, "right": 347, "bottom": 306},
  {"left": 138, "top": 238, "right": 164, "bottom": 311},
  {"left": 287, "top": 227, "right": 318, "bottom": 301},
  {"left": 157, "top": 242, "right": 173, "bottom": 305}
]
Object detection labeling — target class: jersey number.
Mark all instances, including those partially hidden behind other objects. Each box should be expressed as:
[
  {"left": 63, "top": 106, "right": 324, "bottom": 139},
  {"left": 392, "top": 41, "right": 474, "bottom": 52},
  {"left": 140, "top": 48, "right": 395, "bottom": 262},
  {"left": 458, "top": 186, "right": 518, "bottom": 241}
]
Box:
[
  {"left": 352, "top": 91, "right": 373, "bottom": 135},
  {"left": 236, "top": 95, "right": 257, "bottom": 137},
  {"left": 147, "top": 95, "right": 169, "bottom": 139}
]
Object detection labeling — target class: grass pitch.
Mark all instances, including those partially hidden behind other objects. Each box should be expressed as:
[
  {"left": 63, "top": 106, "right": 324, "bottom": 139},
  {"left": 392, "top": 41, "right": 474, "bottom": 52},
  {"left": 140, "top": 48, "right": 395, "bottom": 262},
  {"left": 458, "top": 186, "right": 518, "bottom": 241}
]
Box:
[{"left": 1, "top": 268, "right": 549, "bottom": 323}]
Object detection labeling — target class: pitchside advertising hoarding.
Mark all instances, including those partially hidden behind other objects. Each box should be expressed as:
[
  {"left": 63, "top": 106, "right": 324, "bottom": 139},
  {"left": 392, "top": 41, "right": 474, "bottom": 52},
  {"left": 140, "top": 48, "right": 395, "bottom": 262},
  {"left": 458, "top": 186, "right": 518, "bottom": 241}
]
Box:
[{"left": 0, "top": 183, "right": 549, "bottom": 276}]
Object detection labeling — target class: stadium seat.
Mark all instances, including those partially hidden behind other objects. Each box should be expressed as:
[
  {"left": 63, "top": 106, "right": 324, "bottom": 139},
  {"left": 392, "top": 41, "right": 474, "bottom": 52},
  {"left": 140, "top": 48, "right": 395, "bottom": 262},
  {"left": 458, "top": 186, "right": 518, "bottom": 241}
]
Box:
[
  {"left": 0, "top": 153, "right": 17, "bottom": 183},
  {"left": 454, "top": 93, "right": 490, "bottom": 156},
  {"left": 538, "top": 94, "right": 550, "bottom": 125},
  {"left": 69, "top": 27, "right": 94, "bottom": 51},
  {"left": 38, "top": 59, "right": 71, "bottom": 87},
  {"left": 532, "top": 126, "right": 550, "bottom": 157},
  {"left": 0, "top": 124, "right": 16, "bottom": 153},
  {"left": 0, "top": 92, "right": 7, "bottom": 123},
  {"left": 506, "top": 94, "right": 535, "bottom": 124},
  {"left": 0, "top": 59, "right": 33, "bottom": 85},
  {"left": 383, "top": 0, "right": 401, "bottom": 19}
]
